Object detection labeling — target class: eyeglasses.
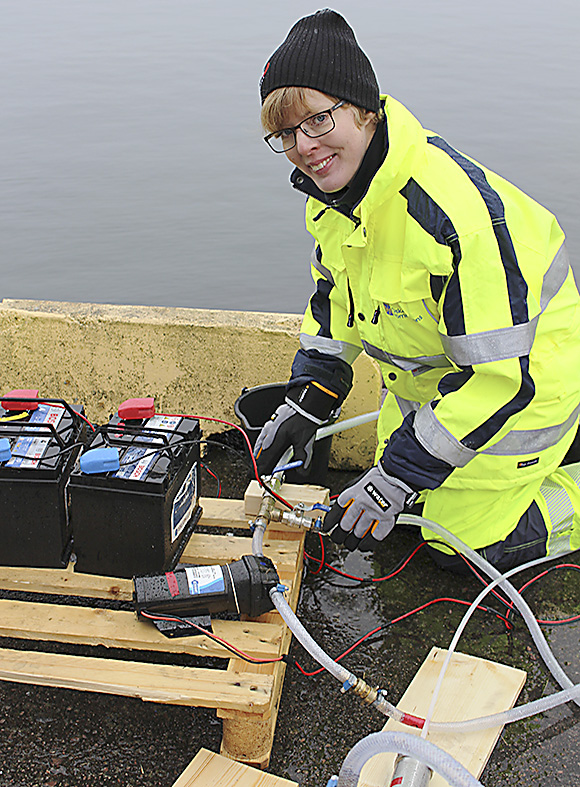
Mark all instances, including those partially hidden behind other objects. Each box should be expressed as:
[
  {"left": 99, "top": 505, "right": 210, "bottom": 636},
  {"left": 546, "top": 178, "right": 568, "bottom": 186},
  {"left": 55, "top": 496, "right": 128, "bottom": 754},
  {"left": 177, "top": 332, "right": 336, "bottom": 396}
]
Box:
[{"left": 264, "top": 101, "right": 345, "bottom": 153}]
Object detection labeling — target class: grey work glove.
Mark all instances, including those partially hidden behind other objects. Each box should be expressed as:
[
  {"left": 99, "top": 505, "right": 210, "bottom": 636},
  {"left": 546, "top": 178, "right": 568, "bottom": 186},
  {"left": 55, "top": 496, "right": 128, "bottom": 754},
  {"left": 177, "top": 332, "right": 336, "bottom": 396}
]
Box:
[
  {"left": 322, "top": 463, "right": 415, "bottom": 552},
  {"left": 254, "top": 403, "right": 317, "bottom": 476}
]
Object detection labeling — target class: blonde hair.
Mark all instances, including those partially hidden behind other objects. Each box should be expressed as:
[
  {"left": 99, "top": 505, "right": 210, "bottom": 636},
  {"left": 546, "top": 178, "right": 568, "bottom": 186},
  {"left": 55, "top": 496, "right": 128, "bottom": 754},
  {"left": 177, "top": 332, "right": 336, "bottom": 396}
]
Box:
[{"left": 261, "top": 86, "right": 380, "bottom": 134}]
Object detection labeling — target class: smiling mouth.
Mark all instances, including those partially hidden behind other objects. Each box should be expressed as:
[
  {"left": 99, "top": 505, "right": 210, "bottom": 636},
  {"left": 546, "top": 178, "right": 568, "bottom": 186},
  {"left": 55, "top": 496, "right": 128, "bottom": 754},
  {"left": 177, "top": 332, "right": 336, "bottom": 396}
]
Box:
[{"left": 310, "top": 155, "right": 335, "bottom": 173}]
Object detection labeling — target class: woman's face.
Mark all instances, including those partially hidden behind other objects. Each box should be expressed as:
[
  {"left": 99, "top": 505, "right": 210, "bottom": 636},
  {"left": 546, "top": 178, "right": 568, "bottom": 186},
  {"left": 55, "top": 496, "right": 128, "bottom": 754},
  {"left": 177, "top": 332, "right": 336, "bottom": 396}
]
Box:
[{"left": 282, "top": 89, "right": 376, "bottom": 193}]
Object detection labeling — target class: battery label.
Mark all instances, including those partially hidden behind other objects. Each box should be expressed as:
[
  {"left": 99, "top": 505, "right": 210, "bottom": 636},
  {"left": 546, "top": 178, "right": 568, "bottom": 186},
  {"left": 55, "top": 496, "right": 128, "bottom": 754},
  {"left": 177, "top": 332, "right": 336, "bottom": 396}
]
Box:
[
  {"left": 6, "top": 404, "right": 65, "bottom": 468},
  {"left": 184, "top": 565, "right": 225, "bottom": 595},
  {"left": 115, "top": 414, "right": 181, "bottom": 480},
  {"left": 171, "top": 462, "right": 198, "bottom": 542}
]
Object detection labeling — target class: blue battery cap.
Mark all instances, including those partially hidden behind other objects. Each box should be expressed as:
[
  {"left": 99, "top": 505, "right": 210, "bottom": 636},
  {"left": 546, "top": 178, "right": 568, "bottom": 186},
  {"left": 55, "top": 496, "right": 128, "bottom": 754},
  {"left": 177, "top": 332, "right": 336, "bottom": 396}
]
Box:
[
  {"left": 0, "top": 437, "right": 12, "bottom": 462},
  {"left": 80, "top": 446, "right": 120, "bottom": 474}
]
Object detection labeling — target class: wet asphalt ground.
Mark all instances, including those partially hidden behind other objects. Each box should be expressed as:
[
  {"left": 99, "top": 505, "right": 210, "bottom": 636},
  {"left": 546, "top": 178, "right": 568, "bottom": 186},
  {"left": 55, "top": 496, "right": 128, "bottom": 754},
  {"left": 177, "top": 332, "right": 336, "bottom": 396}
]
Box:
[{"left": 0, "top": 433, "right": 579, "bottom": 787}]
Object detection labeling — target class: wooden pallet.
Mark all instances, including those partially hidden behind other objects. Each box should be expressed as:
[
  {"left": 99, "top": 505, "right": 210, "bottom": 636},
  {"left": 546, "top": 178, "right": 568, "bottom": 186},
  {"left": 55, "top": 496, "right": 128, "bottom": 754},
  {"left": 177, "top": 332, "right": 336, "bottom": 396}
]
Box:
[{"left": 0, "top": 483, "right": 329, "bottom": 770}]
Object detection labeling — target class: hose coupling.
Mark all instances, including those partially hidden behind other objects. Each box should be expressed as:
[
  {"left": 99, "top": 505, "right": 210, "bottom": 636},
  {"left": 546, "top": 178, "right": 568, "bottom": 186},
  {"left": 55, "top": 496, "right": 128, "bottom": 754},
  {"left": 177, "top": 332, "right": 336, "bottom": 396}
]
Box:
[{"left": 351, "top": 677, "right": 380, "bottom": 704}]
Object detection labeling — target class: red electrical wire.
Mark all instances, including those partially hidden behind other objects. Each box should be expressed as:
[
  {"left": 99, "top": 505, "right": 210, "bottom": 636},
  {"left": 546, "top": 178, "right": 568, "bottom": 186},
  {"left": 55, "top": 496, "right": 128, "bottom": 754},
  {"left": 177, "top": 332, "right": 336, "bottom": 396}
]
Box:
[
  {"left": 307, "top": 533, "right": 326, "bottom": 575},
  {"left": 140, "top": 611, "right": 285, "bottom": 665},
  {"left": 294, "top": 596, "right": 512, "bottom": 676},
  {"left": 201, "top": 462, "right": 222, "bottom": 498},
  {"left": 305, "top": 539, "right": 513, "bottom": 611},
  {"left": 41, "top": 401, "right": 96, "bottom": 431},
  {"left": 505, "top": 563, "right": 580, "bottom": 625},
  {"left": 157, "top": 412, "right": 293, "bottom": 509}
]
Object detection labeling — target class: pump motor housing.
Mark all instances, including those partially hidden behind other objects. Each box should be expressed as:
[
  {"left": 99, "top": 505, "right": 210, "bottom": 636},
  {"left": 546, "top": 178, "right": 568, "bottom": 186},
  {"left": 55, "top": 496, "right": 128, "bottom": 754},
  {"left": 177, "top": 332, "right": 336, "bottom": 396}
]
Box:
[
  {"left": 133, "top": 554, "right": 280, "bottom": 637},
  {"left": 69, "top": 412, "right": 202, "bottom": 578}
]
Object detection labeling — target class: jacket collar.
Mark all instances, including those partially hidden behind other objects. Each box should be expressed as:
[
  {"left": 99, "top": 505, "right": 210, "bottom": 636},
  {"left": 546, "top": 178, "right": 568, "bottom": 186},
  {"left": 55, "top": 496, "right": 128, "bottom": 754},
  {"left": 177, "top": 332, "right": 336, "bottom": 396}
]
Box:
[
  {"left": 291, "top": 96, "right": 425, "bottom": 219},
  {"left": 290, "top": 101, "right": 388, "bottom": 218}
]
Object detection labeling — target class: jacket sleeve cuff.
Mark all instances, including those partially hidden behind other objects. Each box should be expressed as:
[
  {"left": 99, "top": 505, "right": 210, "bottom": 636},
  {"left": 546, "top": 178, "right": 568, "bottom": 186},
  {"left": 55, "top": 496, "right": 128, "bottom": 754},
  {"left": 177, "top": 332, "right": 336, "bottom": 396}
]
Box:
[
  {"left": 379, "top": 413, "right": 454, "bottom": 492},
  {"left": 288, "top": 348, "right": 353, "bottom": 404}
]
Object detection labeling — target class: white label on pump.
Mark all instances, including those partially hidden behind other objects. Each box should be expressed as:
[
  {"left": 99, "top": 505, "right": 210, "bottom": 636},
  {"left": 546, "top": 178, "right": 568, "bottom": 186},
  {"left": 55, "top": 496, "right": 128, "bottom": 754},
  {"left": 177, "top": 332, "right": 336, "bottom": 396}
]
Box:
[
  {"left": 184, "top": 565, "right": 225, "bottom": 596},
  {"left": 7, "top": 404, "right": 65, "bottom": 468},
  {"left": 171, "top": 462, "right": 197, "bottom": 542},
  {"left": 115, "top": 414, "right": 181, "bottom": 480}
]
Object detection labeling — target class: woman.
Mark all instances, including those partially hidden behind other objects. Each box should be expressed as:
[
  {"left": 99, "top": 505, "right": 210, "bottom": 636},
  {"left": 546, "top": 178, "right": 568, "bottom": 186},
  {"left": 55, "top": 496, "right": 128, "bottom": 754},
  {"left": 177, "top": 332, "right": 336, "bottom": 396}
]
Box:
[{"left": 254, "top": 9, "right": 580, "bottom": 571}]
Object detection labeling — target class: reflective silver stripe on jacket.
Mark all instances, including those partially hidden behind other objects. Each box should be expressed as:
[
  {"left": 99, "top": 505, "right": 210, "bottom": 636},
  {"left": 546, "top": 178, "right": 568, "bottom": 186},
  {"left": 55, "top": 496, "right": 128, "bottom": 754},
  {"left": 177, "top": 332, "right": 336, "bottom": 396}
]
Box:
[
  {"left": 394, "top": 395, "right": 421, "bottom": 418},
  {"left": 310, "top": 244, "right": 336, "bottom": 287},
  {"left": 543, "top": 462, "right": 580, "bottom": 556},
  {"left": 413, "top": 405, "right": 476, "bottom": 466},
  {"left": 300, "top": 333, "right": 362, "bottom": 365},
  {"left": 482, "top": 402, "right": 580, "bottom": 456},
  {"left": 362, "top": 340, "right": 451, "bottom": 376},
  {"left": 440, "top": 243, "right": 571, "bottom": 367},
  {"left": 414, "top": 400, "right": 580, "bottom": 467}
]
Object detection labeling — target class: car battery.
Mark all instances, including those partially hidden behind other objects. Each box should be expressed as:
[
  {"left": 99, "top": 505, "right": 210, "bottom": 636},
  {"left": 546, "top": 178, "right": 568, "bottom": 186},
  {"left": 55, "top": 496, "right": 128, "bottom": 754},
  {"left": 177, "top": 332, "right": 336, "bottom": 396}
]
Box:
[
  {"left": 69, "top": 410, "right": 202, "bottom": 578},
  {"left": 0, "top": 390, "right": 86, "bottom": 568}
]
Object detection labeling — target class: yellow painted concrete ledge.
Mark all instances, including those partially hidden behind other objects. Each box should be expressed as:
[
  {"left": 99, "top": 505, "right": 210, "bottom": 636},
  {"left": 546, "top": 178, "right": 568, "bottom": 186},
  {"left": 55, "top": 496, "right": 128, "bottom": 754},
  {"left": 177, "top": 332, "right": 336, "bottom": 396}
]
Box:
[{"left": 0, "top": 299, "right": 381, "bottom": 469}]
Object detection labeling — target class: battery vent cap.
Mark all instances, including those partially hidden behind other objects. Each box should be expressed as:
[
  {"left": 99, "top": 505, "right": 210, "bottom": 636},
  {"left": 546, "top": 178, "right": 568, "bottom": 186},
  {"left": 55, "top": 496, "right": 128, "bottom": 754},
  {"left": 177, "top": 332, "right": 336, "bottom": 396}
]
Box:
[
  {"left": 118, "top": 397, "right": 155, "bottom": 420},
  {"left": 2, "top": 389, "right": 40, "bottom": 412},
  {"left": 0, "top": 438, "right": 12, "bottom": 462},
  {"left": 80, "top": 446, "right": 120, "bottom": 474}
]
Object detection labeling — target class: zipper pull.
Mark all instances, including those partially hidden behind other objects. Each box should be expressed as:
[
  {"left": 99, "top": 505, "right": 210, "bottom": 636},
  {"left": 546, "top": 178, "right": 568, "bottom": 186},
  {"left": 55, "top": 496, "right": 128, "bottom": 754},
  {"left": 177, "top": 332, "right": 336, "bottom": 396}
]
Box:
[{"left": 371, "top": 308, "right": 380, "bottom": 325}]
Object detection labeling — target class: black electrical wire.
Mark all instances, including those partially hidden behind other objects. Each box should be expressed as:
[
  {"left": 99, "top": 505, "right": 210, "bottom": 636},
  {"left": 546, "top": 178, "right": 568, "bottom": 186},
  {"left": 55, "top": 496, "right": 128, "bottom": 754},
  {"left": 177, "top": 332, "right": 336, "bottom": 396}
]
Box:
[{"left": 139, "top": 610, "right": 285, "bottom": 665}]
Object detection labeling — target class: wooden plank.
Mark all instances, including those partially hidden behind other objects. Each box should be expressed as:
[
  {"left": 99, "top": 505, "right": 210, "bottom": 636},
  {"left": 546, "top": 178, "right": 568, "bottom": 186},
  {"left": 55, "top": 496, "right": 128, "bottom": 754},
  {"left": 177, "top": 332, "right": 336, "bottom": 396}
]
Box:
[
  {"left": 0, "top": 564, "right": 134, "bottom": 600},
  {"left": 172, "top": 748, "right": 298, "bottom": 787},
  {"left": 181, "top": 534, "right": 301, "bottom": 573},
  {"left": 0, "top": 536, "right": 301, "bottom": 599},
  {"left": 0, "top": 599, "right": 284, "bottom": 660},
  {"left": 359, "top": 647, "right": 526, "bottom": 787},
  {"left": 0, "top": 648, "right": 273, "bottom": 709},
  {"left": 199, "top": 497, "right": 248, "bottom": 528},
  {"left": 243, "top": 481, "right": 330, "bottom": 519}
]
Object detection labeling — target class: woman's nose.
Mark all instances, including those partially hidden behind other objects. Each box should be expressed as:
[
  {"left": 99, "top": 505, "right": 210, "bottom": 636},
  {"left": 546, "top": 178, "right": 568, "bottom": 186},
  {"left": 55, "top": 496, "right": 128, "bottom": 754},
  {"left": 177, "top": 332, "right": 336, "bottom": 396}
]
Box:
[{"left": 295, "top": 128, "right": 318, "bottom": 155}]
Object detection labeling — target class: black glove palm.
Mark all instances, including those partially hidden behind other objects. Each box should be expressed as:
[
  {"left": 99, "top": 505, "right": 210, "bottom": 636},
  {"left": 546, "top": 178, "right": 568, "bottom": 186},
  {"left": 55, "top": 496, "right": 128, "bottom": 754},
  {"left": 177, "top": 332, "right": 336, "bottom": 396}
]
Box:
[
  {"left": 253, "top": 380, "right": 341, "bottom": 477},
  {"left": 254, "top": 403, "right": 317, "bottom": 476}
]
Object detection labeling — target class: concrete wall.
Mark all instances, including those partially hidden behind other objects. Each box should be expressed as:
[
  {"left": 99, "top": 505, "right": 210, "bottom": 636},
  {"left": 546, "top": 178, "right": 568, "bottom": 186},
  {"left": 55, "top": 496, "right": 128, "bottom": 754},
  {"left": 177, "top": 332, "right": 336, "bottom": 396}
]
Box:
[{"left": 0, "top": 299, "right": 382, "bottom": 469}]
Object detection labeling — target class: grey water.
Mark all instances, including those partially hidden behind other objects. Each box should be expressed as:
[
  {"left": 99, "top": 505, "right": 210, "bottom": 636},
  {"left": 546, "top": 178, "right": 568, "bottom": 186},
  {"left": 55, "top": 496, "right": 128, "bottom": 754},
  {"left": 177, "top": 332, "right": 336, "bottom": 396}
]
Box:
[{"left": 2, "top": 0, "right": 579, "bottom": 314}]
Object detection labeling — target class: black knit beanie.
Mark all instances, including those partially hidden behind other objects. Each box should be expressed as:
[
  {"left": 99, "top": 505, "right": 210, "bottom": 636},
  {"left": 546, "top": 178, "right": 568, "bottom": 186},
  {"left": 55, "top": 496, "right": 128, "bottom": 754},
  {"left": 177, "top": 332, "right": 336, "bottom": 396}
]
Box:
[{"left": 260, "top": 9, "right": 380, "bottom": 112}]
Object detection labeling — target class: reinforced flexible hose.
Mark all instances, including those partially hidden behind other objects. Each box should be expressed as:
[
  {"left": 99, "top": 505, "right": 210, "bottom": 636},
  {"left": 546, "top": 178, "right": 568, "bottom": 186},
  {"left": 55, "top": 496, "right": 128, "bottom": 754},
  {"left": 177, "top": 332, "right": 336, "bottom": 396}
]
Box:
[
  {"left": 270, "top": 588, "right": 355, "bottom": 684},
  {"left": 252, "top": 526, "right": 265, "bottom": 557},
  {"left": 398, "top": 513, "right": 579, "bottom": 709},
  {"left": 336, "top": 731, "right": 483, "bottom": 787}
]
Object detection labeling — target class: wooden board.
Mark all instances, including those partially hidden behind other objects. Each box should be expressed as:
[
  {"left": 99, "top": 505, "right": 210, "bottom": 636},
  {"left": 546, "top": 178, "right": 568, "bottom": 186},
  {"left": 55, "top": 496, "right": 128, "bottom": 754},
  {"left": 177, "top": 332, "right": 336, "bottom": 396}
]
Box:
[
  {"left": 243, "top": 481, "right": 330, "bottom": 520},
  {"left": 172, "top": 748, "right": 298, "bottom": 787},
  {"left": 0, "top": 648, "right": 273, "bottom": 708},
  {"left": 359, "top": 647, "right": 527, "bottom": 787}
]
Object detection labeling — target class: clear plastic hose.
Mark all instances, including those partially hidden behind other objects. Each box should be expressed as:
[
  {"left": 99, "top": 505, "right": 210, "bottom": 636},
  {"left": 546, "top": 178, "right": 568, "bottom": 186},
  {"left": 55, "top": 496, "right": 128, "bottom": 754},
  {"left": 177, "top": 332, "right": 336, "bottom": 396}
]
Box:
[
  {"left": 421, "top": 552, "right": 556, "bottom": 736},
  {"left": 336, "top": 731, "right": 483, "bottom": 787},
  {"left": 270, "top": 588, "right": 356, "bottom": 685},
  {"left": 315, "top": 410, "right": 380, "bottom": 441},
  {"left": 398, "top": 513, "right": 579, "bottom": 708}
]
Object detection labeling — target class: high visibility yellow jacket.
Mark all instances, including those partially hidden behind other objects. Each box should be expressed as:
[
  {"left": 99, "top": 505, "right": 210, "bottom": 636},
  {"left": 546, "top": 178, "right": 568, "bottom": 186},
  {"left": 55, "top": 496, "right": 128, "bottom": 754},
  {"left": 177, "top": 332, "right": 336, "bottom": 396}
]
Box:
[{"left": 297, "top": 95, "right": 580, "bottom": 544}]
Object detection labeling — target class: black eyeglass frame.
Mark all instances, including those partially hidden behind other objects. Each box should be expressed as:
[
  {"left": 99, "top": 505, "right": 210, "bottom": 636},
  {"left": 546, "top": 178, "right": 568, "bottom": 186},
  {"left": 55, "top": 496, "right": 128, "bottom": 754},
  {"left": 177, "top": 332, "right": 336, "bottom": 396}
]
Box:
[{"left": 264, "top": 101, "right": 346, "bottom": 153}]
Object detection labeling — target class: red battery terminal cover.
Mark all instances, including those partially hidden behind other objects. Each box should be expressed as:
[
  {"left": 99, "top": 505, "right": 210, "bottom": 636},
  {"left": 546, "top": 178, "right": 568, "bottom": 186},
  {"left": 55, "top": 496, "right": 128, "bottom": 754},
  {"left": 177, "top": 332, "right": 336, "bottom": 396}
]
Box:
[
  {"left": 1, "top": 389, "right": 40, "bottom": 412},
  {"left": 118, "top": 397, "right": 156, "bottom": 420}
]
